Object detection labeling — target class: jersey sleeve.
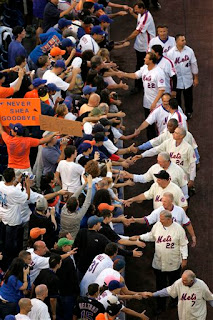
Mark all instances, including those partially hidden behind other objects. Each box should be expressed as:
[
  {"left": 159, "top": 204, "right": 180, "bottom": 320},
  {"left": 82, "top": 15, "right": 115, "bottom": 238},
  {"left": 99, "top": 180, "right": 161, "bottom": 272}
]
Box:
[
  {"left": 167, "top": 280, "right": 179, "bottom": 299},
  {"left": 175, "top": 188, "right": 188, "bottom": 208},
  {"left": 144, "top": 183, "right": 155, "bottom": 200},
  {"left": 202, "top": 282, "right": 213, "bottom": 301},
  {"left": 142, "top": 167, "right": 154, "bottom": 182},
  {"left": 156, "top": 69, "right": 166, "bottom": 89},
  {"left": 146, "top": 108, "right": 158, "bottom": 125},
  {"left": 180, "top": 209, "right": 191, "bottom": 226},
  {"left": 145, "top": 209, "right": 159, "bottom": 225},
  {"left": 188, "top": 146, "right": 196, "bottom": 165}
]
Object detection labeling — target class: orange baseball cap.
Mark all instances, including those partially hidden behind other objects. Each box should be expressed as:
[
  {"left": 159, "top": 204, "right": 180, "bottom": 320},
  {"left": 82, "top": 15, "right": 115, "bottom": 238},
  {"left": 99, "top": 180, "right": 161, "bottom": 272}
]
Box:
[
  {"left": 84, "top": 140, "right": 96, "bottom": 146},
  {"left": 98, "top": 203, "right": 115, "bottom": 212},
  {"left": 30, "top": 227, "right": 46, "bottom": 239},
  {"left": 50, "top": 47, "right": 66, "bottom": 57}
]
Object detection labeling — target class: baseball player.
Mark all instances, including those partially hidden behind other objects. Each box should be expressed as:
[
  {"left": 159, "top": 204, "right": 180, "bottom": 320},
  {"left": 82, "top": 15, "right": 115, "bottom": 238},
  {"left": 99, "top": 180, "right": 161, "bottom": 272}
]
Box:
[
  {"left": 151, "top": 44, "right": 177, "bottom": 95},
  {"left": 118, "top": 52, "right": 165, "bottom": 139},
  {"left": 167, "top": 98, "right": 188, "bottom": 130},
  {"left": 122, "top": 1, "right": 156, "bottom": 93},
  {"left": 123, "top": 170, "right": 188, "bottom": 210},
  {"left": 123, "top": 152, "right": 188, "bottom": 198},
  {"left": 133, "top": 127, "right": 196, "bottom": 188},
  {"left": 167, "top": 34, "right": 199, "bottom": 119},
  {"left": 144, "top": 270, "right": 213, "bottom": 320},
  {"left": 134, "top": 192, "right": 196, "bottom": 247},
  {"left": 140, "top": 210, "right": 188, "bottom": 312},
  {"left": 148, "top": 24, "right": 175, "bottom": 56}
]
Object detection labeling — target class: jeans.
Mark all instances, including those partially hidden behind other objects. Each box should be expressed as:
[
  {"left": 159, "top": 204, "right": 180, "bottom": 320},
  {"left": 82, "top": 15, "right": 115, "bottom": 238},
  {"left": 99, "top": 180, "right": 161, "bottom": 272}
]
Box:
[
  {"left": 176, "top": 85, "right": 193, "bottom": 114},
  {"left": 135, "top": 50, "right": 146, "bottom": 89},
  {"left": 57, "top": 295, "right": 76, "bottom": 320}
]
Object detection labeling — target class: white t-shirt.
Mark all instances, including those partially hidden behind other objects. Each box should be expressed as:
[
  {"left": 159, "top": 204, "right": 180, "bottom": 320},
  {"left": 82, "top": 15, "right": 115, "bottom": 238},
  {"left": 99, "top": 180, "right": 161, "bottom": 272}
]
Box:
[
  {"left": 42, "top": 70, "right": 69, "bottom": 102},
  {"left": 27, "top": 249, "right": 50, "bottom": 284},
  {"left": 95, "top": 268, "right": 120, "bottom": 287},
  {"left": 56, "top": 160, "right": 84, "bottom": 192},
  {"left": 167, "top": 45, "right": 198, "bottom": 89},
  {"left": 111, "top": 127, "right": 122, "bottom": 140},
  {"left": 142, "top": 138, "right": 196, "bottom": 177},
  {"left": 0, "top": 181, "right": 28, "bottom": 226},
  {"left": 103, "top": 138, "right": 118, "bottom": 154},
  {"left": 65, "top": 113, "right": 77, "bottom": 121},
  {"left": 157, "top": 56, "right": 176, "bottom": 93},
  {"left": 144, "top": 204, "right": 190, "bottom": 226},
  {"left": 134, "top": 10, "right": 156, "bottom": 52},
  {"left": 167, "top": 278, "right": 213, "bottom": 320},
  {"left": 140, "top": 221, "right": 188, "bottom": 271},
  {"left": 78, "top": 34, "right": 100, "bottom": 54},
  {"left": 80, "top": 254, "right": 113, "bottom": 296},
  {"left": 135, "top": 65, "right": 165, "bottom": 109},
  {"left": 15, "top": 315, "right": 31, "bottom": 320},
  {"left": 148, "top": 36, "right": 176, "bottom": 56},
  {"left": 143, "top": 181, "right": 187, "bottom": 209},
  {"left": 134, "top": 162, "right": 187, "bottom": 188},
  {"left": 28, "top": 298, "right": 51, "bottom": 320}
]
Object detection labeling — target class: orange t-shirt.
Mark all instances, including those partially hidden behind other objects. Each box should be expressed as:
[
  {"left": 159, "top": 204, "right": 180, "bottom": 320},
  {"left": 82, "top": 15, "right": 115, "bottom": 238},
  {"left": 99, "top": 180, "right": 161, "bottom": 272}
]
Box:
[
  {"left": 24, "top": 89, "right": 39, "bottom": 98},
  {"left": 0, "top": 86, "right": 14, "bottom": 98},
  {"left": 2, "top": 132, "right": 40, "bottom": 169}
]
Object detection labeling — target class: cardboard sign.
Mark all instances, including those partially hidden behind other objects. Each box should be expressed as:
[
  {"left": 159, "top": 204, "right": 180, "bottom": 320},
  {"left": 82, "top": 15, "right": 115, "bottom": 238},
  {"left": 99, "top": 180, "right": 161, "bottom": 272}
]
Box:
[
  {"left": 39, "top": 115, "right": 83, "bottom": 137},
  {"left": 0, "top": 98, "right": 41, "bottom": 126}
]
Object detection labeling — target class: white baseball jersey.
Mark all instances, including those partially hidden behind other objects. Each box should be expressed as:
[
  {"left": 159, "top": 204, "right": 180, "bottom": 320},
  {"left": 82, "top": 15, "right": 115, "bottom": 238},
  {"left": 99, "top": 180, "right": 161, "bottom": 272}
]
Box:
[
  {"left": 142, "top": 138, "right": 196, "bottom": 177},
  {"left": 135, "top": 65, "right": 165, "bottom": 109},
  {"left": 134, "top": 10, "right": 156, "bottom": 52},
  {"left": 78, "top": 34, "right": 100, "bottom": 54},
  {"left": 148, "top": 36, "right": 176, "bottom": 56},
  {"left": 133, "top": 162, "right": 187, "bottom": 188},
  {"left": 95, "top": 268, "right": 120, "bottom": 287},
  {"left": 167, "top": 45, "right": 198, "bottom": 89},
  {"left": 167, "top": 110, "right": 188, "bottom": 130},
  {"left": 167, "top": 278, "right": 213, "bottom": 320},
  {"left": 157, "top": 56, "right": 176, "bottom": 93},
  {"left": 98, "top": 290, "right": 114, "bottom": 309},
  {"left": 150, "top": 130, "right": 198, "bottom": 150},
  {"left": 140, "top": 221, "right": 188, "bottom": 271},
  {"left": 143, "top": 181, "right": 187, "bottom": 209},
  {"left": 80, "top": 254, "right": 113, "bottom": 296},
  {"left": 144, "top": 204, "right": 190, "bottom": 226},
  {"left": 146, "top": 104, "right": 169, "bottom": 134}
]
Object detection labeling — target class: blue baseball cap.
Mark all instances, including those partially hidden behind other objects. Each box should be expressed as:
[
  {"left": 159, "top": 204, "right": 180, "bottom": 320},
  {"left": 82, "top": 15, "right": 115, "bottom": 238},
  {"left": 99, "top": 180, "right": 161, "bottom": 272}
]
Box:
[
  {"left": 58, "top": 18, "right": 72, "bottom": 29},
  {"left": 108, "top": 280, "right": 125, "bottom": 291},
  {"left": 47, "top": 83, "right": 60, "bottom": 92},
  {"left": 9, "top": 123, "right": 24, "bottom": 135},
  {"left": 99, "top": 15, "right": 113, "bottom": 24},
  {"left": 55, "top": 59, "right": 66, "bottom": 69},
  {"left": 94, "top": 3, "right": 104, "bottom": 11},
  {"left": 32, "top": 78, "right": 47, "bottom": 88},
  {"left": 83, "top": 85, "right": 97, "bottom": 95},
  {"left": 91, "top": 26, "right": 105, "bottom": 36},
  {"left": 79, "top": 142, "right": 93, "bottom": 153},
  {"left": 61, "top": 38, "right": 75, "bottom": 48},
  {"left": 64, "top": 96, "right": 73, "bottom": 111},
  {"left": 87, "top": 215, "right": 103, "bottom": 228},
  {"left": 5, "top": 316, "right": 16, "bottom": 320}
]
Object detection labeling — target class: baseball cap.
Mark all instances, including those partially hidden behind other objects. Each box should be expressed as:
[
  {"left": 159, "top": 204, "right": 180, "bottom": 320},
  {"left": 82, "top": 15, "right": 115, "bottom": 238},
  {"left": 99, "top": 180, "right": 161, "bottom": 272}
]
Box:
[
  {"left": 154, "top": 170, "right": 170, "bottom": 180},
  {"left": 89, "top": 107, "right": 102, "bottom": 116},
  {"left": 64, "top": 96, "right": 73, "bottom": 111},
  {"left": 83, "top": 85, "right": 97, "bottom": 95},
  {"left": 107, "top": 295, "right": 119, "bottom": 305},
  {"left": 42, "top": 131, "right": 54, "bottom": 138},
  {"left": 61, "top": 38, "right": 75, "bottom": 48},
  {"left": 106, "top": 303, "right": 123, "bottom": 316},
  {"left": 47, "top": 83, "right": 60, "bottom": 92},
  {"left": 30, "top": 227, "right": 46, "bottom": 239},
  {"left": 58, "top": 18, "right": 72, "bottom": 29},
  {"left": 55, "top": 59, "right": 66, "bottom": 69},
  {"left": 36, "top": 197, "right": 48, "bottom": 211},
  {"left": 5, "top": 316, "right": 16, "bottom": 320},
  {"left": 67, "top": 36, "right": 77, "bottom": 44},
  {"left": 84, "top": 140, "right": 96, "bottom": 146},
  {"left": 50, "top": 47, "right": 66, "bottom": 57},
  {"left": 57, "top": 237, "right": 74, "bottom": 247},
  {"left": 92, "top": 124, "right": 107, "bottom": 134},
  {"left": 98, "top": 203, "right": 115, "bottom": 212},
  {"left": 94, "top": 132, "right": 105, "bottom": 142},
  {"left": 32, "top": 78, "right": 47, "bottom": 88},
  {"left": 113, "top": 259, "right": 126, "bottom": 271},
  {"left": 99, "top": 15, "right": 113, "bottom": 24},
  {"left": 80, "top": 142, "right": 93, "bottom": 152},
  {"left": 9, "top": 123, "right": 24, "bottom": 135},
  {"left": 94, "top": 3, "right": 104, "bottom": 11},
  {"left": 108, "top": 280, "right": 125, "bottom": 291},
  {"left": 99, "top": 118, "right": 111, "bottom": 127},
  {"left": 87, "top": 215, "right": 103, "bottom": 228},
  {"left": 91, "top": 25, "right": 105, "bottom": 36},
  {"left": 104, "top": 275, "right": 120, "bottom": 286}
]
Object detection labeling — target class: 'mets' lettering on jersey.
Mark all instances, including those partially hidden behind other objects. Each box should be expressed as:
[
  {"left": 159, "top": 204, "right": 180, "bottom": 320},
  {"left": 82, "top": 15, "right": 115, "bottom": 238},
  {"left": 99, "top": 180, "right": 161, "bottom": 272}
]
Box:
[
  {"left": 174, "top": 55, "right": 189, "bottom": 64},
  {"left": 181, "top": 293, "right": 197, "bottom": 306},
  {"left": 156, "top": 235, "right": 172, "bottom": 243}
]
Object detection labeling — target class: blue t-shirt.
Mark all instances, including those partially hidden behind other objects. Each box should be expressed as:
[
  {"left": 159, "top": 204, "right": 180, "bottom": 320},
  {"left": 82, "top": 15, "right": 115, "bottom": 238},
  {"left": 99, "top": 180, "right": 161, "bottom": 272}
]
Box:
[
  {"left": 29, "top": 31, "right": 62, "bottom": 64},
  {"left": 0, "top": 275, "right": 24, "bottom": 302},
  {"left": 8, "top": 41, "right": 27, "bottom": 68},
  {"left": 42, "top": 140, "right": 61, "bottom": 174},
  {"left": 33, "top": 0, "right": 47, "bottom": 19}
]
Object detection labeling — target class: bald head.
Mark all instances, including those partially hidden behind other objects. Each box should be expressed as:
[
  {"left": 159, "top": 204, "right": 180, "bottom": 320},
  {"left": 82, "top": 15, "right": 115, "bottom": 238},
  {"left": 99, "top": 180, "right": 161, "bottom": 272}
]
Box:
[
  {"left": 33, "top": 241, "right": 48, "bottom": 256},
  {"left": 88, "top": 93, "right": 101, "bottom": 107},
  {"left": 182, "top": 270, "right": 196, "bottom": 286},
  {"left": 35, "top": 284, "right": 48, "bottom": 299},
  {"left": 19, "top": 298, "right": 32, "bottom": 314}
]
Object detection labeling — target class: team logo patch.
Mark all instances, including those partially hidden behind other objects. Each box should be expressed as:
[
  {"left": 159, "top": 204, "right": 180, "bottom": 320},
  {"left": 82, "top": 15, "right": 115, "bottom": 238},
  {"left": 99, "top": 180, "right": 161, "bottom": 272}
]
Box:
[
  {"left": 181, "top": 197, "right": 185, "bottom": 202},
  {"left": 160, "top": 79, "right": 164, "bottom": 83}
]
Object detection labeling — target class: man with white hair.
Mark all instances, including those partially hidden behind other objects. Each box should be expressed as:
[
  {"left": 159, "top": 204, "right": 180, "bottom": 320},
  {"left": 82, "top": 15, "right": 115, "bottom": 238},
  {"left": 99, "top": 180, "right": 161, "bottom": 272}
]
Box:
[
  {"left": 133, "top": 126, "right": 196, "bottom": 188},
  {"left": 29, "top": 284, "right": 51, "bottom": 319},
  {"left": 133, "top": 192, "right": 196, "bottom": 247},
  {"left": 122, "top": 151, "right": 188, "bottom": 198},
  {"left": 145, "top": 270, "right": 213, "bottom": 319},
  {"left": 139, "top": 210, "right": 188, "bottom": 313}
]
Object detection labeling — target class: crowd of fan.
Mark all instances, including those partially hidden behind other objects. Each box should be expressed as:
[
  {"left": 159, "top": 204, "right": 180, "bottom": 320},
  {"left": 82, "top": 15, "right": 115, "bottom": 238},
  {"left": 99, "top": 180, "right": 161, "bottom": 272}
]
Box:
[{"left": 0, "top": 0, "right": 212, "bottom": 319}]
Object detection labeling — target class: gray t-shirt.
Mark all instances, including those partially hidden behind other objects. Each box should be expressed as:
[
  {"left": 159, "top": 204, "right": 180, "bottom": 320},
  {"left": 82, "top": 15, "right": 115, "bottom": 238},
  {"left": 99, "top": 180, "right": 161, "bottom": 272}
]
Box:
[{"left": 42, "top": 141, "right": 61, "bottom": 175}]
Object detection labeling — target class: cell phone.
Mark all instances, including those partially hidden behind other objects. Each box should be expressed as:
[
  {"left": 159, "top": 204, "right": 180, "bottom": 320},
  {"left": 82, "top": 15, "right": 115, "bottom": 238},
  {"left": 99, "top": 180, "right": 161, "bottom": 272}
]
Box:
[{"left": 84, "top": 172, "right": 89, "bottom": 177}]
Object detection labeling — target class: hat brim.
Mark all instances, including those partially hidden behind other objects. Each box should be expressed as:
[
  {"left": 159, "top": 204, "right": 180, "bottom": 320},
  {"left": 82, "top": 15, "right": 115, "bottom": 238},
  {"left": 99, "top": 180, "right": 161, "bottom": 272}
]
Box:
[
  {"left": 84, "top": 140, "right": 96, "bottom": 146},
  {"left": 33, "top": 79, "right": 47, "bottom": 87},
  {"left": 154, "top": 173, "right": 169, "bottom": 179}
]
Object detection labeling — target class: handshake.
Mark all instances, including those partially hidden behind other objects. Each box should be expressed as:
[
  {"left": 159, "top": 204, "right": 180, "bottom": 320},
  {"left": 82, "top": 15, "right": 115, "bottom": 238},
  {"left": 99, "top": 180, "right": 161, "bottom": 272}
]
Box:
[{"left": 141, "top": 292, "right": 154, "bottom": 299}]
